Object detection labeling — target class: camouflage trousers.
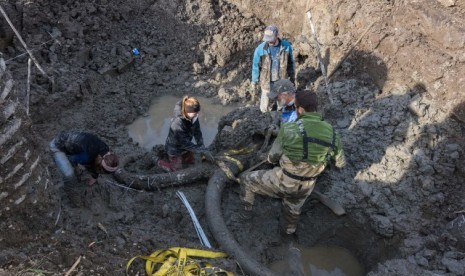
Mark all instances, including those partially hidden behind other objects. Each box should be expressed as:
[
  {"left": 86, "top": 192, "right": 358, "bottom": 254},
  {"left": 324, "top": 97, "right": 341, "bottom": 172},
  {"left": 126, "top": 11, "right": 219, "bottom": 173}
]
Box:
[{"left": 239, "top": 166, "right": 316, "bottom": 234}]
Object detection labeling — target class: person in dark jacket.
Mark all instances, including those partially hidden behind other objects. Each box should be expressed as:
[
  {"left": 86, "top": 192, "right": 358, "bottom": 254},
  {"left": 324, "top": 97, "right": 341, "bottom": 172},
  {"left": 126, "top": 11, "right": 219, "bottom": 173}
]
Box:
[
  {"left": 157, "top": 96, "right": 215, "bottom": 172},
  {"left": 49, "top": 131, "right": 119, "bottom": 205}
]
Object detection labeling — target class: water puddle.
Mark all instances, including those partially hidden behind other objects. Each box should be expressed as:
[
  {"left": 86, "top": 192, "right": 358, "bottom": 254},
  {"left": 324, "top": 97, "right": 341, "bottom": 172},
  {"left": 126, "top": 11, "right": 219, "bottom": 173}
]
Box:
[
  {"left": 270, "top": 245, "right": 364, "bottom": 276},
  {"left": 127, "top": 95, "right": 236, "bottom": 150}
]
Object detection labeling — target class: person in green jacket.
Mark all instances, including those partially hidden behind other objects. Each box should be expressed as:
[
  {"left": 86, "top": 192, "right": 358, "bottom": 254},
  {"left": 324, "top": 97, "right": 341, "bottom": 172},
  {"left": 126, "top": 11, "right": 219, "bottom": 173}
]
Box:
[{"left": 239, "top": 89, "right": 346, "bottom": 235}]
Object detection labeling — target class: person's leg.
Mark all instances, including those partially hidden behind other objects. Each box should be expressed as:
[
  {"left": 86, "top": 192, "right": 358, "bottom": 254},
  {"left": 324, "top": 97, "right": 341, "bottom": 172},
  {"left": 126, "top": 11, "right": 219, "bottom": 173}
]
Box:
[
  {"left": 49, "top": 139, "right": 75, "bottom": 179},
  {"left": 181, "top": 151, "right": 195, "bottom": 166},
  {"left": 50, "top": 139, "right": 86, "bottom": 206},
  {"left": 281, "top": 180, "right": 316, "bottom": 235},
  {"left": 157, "top": 154, "right": 183, "bottom": 172},
  {"left": 259, "top": 87, "right": 271, "bottom": 113},
  {"left": 239, "top": 167, "right": 282, "bottom": 217}
]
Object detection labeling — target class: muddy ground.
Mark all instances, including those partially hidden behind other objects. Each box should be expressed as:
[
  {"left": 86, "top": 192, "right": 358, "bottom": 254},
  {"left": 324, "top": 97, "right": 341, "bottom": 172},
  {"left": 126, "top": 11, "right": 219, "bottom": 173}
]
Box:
[{"left": 1, "top": 0, "right": 465, "bottom": 275}]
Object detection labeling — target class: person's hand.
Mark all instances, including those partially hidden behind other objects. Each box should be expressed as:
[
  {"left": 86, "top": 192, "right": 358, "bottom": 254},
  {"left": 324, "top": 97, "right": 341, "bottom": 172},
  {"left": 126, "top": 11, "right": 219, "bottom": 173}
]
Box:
[
  {"left": 258, "top": 152, "right": 268, "bottom": 162},
  {"left": 203, "top": 151, "right": 216, "bottom": 164},
  {"left": 269, "top": 123, "right": 279, "bottom": 133},
  {"left": 250, "top": 82, "right": 257, "bottom": 91},
  {"left": 87, "top": 177, "right": 97, "bottom": 186}
]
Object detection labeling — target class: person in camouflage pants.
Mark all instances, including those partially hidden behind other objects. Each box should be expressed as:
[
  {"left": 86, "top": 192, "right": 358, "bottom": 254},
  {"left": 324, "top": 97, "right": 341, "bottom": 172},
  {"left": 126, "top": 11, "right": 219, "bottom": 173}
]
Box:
[{"left": 239, "top": 89, "right": 346, "bottom": 235}]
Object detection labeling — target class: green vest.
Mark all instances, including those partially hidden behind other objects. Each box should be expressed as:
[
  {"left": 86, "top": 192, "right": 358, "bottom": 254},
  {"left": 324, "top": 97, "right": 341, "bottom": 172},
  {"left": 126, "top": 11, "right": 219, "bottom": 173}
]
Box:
[{"left": 276, "top": 112, "right": 343, "bottom": 165}]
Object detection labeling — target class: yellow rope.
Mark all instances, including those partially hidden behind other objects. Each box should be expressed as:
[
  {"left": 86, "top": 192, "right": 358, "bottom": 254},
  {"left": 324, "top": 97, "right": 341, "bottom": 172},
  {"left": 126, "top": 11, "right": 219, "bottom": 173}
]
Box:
[{"left": 126, "top": 247, "right": 233, "bottom": 276}]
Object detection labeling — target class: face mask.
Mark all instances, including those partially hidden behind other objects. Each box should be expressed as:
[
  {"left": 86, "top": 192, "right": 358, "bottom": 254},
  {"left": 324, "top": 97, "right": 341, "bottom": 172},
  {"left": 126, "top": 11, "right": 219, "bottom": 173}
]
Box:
[{"left": 191, "top": 115, "right": 198, "bottom": 123}]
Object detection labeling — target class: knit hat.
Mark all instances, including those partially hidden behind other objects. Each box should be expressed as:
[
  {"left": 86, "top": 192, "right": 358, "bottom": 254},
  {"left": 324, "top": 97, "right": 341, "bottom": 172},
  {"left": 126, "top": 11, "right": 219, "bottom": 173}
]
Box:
[{"left": 268, "top": 79, "right": 296, "bottom": 100}]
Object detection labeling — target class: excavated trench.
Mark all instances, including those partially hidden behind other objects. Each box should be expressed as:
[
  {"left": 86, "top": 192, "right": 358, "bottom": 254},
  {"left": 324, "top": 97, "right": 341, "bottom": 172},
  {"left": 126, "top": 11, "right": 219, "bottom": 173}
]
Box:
[{"left": 1, "top": 0, "right": 465, "bottom": 275}]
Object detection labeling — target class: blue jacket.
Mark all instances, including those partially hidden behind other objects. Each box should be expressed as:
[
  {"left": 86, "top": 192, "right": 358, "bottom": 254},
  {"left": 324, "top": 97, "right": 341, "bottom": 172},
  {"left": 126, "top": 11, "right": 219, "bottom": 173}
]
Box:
[{"left": 251, "top": 39, "right": 295, "bottom": 90}]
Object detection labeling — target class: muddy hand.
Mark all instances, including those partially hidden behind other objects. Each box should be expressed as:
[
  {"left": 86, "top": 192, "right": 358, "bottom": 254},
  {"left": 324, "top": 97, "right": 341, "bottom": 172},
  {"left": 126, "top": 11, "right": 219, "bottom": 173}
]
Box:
[
  {"left": 87, "top": 177, "right": 97, "bottom": 186},
  {"left": 203, "top": 151, "right": 216, "bottom": 164}
]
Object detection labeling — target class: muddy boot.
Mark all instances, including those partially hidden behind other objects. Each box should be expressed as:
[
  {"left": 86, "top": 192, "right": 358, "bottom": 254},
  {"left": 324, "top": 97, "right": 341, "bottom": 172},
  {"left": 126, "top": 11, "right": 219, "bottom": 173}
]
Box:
[
  {"left": 157, "top": 159, "right": 174, "bottom": 172},
  {"left": 279, "top": 207, "right": 299, "bottom": 242},
  {"left": 63, "top": 176, "right": 85, "bottom": 207}
]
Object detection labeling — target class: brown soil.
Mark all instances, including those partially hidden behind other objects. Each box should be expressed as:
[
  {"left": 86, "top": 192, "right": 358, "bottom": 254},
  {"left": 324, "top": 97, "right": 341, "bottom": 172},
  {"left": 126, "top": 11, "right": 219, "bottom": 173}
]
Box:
[{"left": 1, "top": 0, "right": 465, "bottom": 275}]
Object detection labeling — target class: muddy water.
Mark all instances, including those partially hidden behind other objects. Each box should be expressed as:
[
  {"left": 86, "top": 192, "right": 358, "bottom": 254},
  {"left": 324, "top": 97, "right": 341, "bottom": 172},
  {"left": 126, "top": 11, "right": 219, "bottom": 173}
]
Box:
[
  {"left": 270, "top": 245, "right": 364, "bottom": 276},
  {"left": 127, "top": 95, "right": 236, "bottom": 150}
]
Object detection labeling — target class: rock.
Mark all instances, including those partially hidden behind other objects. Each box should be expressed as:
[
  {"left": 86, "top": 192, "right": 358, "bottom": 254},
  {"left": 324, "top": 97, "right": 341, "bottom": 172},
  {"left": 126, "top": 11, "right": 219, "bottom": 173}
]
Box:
[
  {"left": 437, "top": 0, "right": 456, "bottom": 7},
  {"left": 337, "top": 117, "right": 350, "bottom": 128},
  {"left": 162, "top": 203, "right": 170, "bottom": 218},
  {"left": 403, "top": 235, "right": 425, "bottom": 253},
  {"left": 357, "top": 181, "right": 373, "bottom": 197},
  {"left": 441, "top": 251, "right": 465, "bottom": 275},
  {"left": 192, "top": 63, "right": 203, "bottom": 75},
  {"left": 447, "top": 214, "right": 465, "bottom": 250},
  {"left": 408, "top": 95, "right": 428, "bottom": 117},
  {"left": 414, "top": 253, "right": 429, "bottom": 267},
  {"left": 371, "top": 215, "right": 394, "bottom": 237}
]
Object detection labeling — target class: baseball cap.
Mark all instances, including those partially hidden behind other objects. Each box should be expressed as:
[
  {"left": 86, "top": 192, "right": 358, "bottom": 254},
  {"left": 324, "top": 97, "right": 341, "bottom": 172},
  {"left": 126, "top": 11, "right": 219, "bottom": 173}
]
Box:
[
  {"left": 268, "top": 79, "right": 296, "bottom": 100},
  {"left": 262, "top": 25, "right": 278, "bottom": 42}
]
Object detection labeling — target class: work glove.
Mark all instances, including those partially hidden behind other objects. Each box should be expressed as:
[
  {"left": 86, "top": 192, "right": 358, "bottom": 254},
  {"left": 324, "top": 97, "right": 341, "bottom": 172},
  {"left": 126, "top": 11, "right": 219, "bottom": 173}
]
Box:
[{"left": 202, "top": 151, "right": 216, "bottom": 164}]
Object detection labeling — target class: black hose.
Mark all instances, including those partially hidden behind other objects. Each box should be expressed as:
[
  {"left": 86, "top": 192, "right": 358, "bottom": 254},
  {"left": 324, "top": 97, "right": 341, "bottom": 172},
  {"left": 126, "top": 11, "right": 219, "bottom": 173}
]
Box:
[{"left": 205, "top": 167, "right": 278, "bottom": 276}]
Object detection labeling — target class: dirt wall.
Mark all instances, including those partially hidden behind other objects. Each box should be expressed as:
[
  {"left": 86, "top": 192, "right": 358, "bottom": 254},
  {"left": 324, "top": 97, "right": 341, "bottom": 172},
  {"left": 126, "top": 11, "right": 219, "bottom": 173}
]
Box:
[{"left": 229, "top": 0, "right": 465, "bottom": 119}]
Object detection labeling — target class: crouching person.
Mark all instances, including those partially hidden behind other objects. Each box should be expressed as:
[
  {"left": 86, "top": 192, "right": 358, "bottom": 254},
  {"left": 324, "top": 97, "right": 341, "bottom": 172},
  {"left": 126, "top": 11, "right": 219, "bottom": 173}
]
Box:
[
  {"left": 239, "top": 89, "right": 345, "bottom": 236},
  {"left": 157, "top": 95, "right": 215, "bottom": 172},
  {"left": 49, "top": 131, "right": 119, "bottom": 206}
]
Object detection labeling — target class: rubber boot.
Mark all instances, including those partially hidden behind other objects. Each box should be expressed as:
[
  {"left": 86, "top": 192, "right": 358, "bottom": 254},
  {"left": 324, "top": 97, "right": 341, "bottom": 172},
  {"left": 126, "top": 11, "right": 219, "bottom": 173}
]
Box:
[
  {"left": 280, "top": 206, "right": 300, "bottom": 237},
  {"left": 49, "top": 139, "right": 75, "bottom": 178}
]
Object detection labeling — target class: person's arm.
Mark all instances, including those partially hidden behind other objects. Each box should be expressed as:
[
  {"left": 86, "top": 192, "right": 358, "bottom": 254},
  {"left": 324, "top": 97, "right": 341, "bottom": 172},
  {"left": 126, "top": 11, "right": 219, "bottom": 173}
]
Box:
[
  {"left": 287, "top": 44, "right": 295, "bottom": 84},
  {"left": 171, "top": 118, "right": 205, "bottom": 153},
  {"left": 332, "top": 132, "right": 346, "bottom": 168},
  {"left": 251, "top": 46, "right": 261, "bottom": 84},
  {"left": 192, "top": 119, "right": 204, "bottom": 149},
  {"left": 87, "top": 169, "right": 99, "bottom": 185},
  {"left": 267, "top": 128, "right": 284, "bottom": 163}
]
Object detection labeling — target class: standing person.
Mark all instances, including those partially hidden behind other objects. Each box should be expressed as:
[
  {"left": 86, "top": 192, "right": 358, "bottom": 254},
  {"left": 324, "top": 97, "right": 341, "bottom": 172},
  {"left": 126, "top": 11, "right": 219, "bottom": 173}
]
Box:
[
  {"left": 239, "top": 90, "right": 345, "bottom": 235},
  {"left": 157, "top": 96, "right": 215, "bottom": 172},
  {"left": 49, "top": 131, "right": 119, "bottom": 205},
  {"left": 251, "top": 24, "right": 295, "bottom": 113}
]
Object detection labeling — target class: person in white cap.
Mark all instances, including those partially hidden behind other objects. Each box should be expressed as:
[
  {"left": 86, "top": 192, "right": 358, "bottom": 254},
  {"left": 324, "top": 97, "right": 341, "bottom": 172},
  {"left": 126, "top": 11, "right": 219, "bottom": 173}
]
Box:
[
  {"left": 251, "top": 24, "right": 295, "bottom": 113},
  {"left": 268, "top": 79, "right": 298, "bottom": 125}
]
